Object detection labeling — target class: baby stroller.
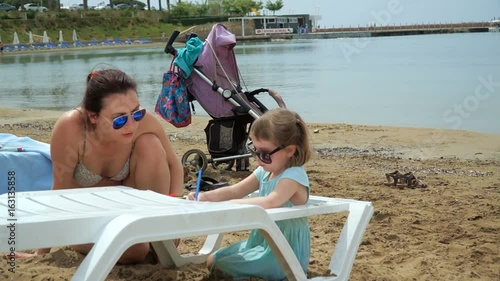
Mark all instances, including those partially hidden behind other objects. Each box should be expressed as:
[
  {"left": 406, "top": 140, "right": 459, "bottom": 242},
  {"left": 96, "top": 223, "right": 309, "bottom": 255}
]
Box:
[{"left": 164, "top": 24, "right": 286, "bottom": 173}]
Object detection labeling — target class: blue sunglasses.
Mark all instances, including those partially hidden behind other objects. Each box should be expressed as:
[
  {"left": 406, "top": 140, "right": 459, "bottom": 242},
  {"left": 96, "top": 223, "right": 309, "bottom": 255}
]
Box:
[{"left": 112, "top": 108, "right": 146, "bottom": 129}]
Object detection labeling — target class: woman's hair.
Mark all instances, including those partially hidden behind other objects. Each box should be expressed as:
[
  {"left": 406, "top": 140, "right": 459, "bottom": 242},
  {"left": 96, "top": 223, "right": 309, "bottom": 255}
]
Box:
[
  {"left": 81, "top": 68, "right": 137, "bottom": 113},
  {"left": 250, "top": 108, "right": 312, "bottom": 167}
]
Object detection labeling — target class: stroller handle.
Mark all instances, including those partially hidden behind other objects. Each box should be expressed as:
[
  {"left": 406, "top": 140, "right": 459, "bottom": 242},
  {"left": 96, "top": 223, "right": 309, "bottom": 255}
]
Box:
[{"left": 164, "top": 30, "right": 180, "bottom": 56}]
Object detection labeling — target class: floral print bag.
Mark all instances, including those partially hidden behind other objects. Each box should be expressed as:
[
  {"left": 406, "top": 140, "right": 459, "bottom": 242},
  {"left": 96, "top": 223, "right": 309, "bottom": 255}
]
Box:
[{"left": 155, "top": 57, "right": 192, "bottom": 128}]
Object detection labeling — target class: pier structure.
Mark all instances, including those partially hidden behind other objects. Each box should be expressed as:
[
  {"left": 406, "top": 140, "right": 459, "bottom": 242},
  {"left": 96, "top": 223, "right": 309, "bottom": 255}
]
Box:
[{"left": 285, "top": 22, "right": 491, "bottom": 40}]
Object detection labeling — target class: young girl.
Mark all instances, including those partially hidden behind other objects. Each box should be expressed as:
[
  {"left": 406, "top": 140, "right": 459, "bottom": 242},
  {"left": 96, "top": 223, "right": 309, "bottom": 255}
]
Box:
[{"left": 188, "top": 108, "right": 312, "bottom": 280}]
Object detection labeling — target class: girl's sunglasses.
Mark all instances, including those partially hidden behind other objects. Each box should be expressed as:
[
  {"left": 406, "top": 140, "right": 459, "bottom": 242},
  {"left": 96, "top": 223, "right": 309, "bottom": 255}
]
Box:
[
  {"left": 112, "top": 108, "right": 146, "bottom": 130},
  {"left": 247, "top": 143, "right": 284, "bottom": 164}
]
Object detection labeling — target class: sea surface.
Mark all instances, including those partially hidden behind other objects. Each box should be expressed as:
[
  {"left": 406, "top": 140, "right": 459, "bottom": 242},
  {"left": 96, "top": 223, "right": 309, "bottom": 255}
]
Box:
[{"left": 1, "top": 32, "right": 499, "bottom": 134}]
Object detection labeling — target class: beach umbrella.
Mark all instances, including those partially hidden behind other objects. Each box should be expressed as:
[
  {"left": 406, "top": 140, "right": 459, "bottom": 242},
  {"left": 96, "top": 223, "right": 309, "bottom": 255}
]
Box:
[
  {"left": 13, "top": 32, "right": 20, "bottom": 45},
  {"left": 58, "top": 30, "right": 64, "bottom": 43},
  {"left": 28, "top": 31, "right": 34, "bottom": 44},
  {"left": 42, "top": 31, "right": 49, "bottom": 43},
  {"left": 72, "top": 29, "right": 78, "bottom": 42}
]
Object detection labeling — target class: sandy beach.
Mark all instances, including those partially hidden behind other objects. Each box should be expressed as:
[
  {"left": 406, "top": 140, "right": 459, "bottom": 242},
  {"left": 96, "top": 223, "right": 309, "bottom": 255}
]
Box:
[{"left": 1, "top": 107, "right": 499, "bottom": 281}]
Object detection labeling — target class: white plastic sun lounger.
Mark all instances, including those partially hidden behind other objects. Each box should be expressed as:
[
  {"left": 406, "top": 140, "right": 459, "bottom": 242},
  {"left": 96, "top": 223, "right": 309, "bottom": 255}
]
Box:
[{"left": 0, "top": 186, "right": 373, "bottom": 281}]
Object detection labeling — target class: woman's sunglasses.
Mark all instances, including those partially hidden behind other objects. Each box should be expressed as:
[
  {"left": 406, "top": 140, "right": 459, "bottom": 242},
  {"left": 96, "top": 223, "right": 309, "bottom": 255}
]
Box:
[
  {"left": 247, "top": 142, "right": 284, "bottom": 164},
  {"left": 112, "top": 108, "right": 146, "bottom": 130}
]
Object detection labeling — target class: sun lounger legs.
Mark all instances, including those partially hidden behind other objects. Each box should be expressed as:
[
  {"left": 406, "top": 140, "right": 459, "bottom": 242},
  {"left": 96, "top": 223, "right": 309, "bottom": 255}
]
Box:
[
  {"left": 72, "top": 207, "right": 307, "bottom": 281},
  {"left": 324, "top": 200, "right": 374, "bottom": 281},
  {"left": 152, "top": 233, "right": 224, "bottom": 267},
  {"left": 154, "top": 196, "right": 374, "bottom": 281}
]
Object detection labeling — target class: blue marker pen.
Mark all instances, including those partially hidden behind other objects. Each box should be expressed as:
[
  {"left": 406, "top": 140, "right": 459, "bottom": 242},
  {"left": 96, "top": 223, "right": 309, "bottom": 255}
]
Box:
[{"left": 194, "top": 169, "right": 203, "bottom": 201}]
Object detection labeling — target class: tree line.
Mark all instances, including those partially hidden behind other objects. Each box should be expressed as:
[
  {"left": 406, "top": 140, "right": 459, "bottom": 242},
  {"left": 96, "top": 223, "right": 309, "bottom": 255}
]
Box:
[{"left": 1, "top": 0, "right": 284, "bottom": 16}]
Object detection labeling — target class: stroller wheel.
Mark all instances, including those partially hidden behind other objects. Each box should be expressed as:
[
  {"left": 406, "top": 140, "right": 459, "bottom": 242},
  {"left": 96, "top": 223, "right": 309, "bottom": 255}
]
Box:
[
  {"left": 181, "top": 149, "right": 208, "bottom": 173},
  {"left": 211, "top": 160, "right": 235, "bottom": 171}
]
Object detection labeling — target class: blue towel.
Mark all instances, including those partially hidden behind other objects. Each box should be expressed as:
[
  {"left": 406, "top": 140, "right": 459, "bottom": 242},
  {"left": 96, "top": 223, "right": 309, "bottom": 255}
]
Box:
[
  {"left": 0, "top": 133, "right": 53, "bottom": 194},
  {"left": 174, "top": 37, "right": 203, "bottom": 79}
]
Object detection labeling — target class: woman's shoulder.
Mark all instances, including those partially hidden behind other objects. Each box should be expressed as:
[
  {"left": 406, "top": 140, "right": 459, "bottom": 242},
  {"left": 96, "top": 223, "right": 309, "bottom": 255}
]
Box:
[
  {"left": 136, "top": 110, "right": 165, "bottom": 135},
  {"left": 56, "top": 108, "right": 83, "bottom": 122},
  {"left": 53, "top": 108, "right": 85, "bottom": 136}
]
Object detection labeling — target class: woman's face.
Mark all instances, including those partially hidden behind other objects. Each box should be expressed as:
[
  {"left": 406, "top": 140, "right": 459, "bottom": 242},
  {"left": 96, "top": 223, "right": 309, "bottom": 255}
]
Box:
[{"left": 93, "top": 90, "right": 142, "bottom": 142}]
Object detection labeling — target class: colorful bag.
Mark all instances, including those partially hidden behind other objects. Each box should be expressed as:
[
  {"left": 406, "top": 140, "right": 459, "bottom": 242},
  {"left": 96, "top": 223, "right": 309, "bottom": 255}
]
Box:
[{"left": 155, "top": 58, "right": 191, "bottom": 128}]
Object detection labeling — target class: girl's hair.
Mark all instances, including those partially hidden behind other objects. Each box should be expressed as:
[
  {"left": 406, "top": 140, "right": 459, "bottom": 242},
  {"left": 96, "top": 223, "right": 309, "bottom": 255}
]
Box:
[
  {"left": 250, "top": 108, "right": 312, "bottom": 167},
  {"left": 81, "top": 68, "right": 137, "bottom": 113}
]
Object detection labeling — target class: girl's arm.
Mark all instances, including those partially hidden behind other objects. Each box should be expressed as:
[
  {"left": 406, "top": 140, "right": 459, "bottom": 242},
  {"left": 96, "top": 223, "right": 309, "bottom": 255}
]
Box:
[
  {"left": 189, "top": 173, "right": 260, "bottom": 202},
  {"left": 142, "top": 112, "right": 184, "bottom": 195},
  {"left": 230, "top": 178, "right": 307, "bottom": 209}
]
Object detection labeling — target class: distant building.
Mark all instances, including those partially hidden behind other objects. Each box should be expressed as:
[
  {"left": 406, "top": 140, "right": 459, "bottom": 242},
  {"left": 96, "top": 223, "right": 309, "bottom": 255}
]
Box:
[{"left": 229, "top": 14, "right": 312, "bottom": 35}]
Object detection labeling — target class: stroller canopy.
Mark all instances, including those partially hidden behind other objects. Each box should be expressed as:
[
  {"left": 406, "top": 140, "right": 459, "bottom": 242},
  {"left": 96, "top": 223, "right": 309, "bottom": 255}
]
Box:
[{"left": 187, "top": 24, "right": 243, "bottom": 118}]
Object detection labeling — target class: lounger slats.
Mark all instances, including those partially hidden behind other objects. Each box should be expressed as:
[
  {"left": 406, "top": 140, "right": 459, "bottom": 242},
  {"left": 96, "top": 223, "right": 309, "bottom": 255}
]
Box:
[
  {"left": 0, "top": 201, "right": 33, "bottom": 218},
  {"left": 60, "top": 193, "right": 140, "bottom": 210}
]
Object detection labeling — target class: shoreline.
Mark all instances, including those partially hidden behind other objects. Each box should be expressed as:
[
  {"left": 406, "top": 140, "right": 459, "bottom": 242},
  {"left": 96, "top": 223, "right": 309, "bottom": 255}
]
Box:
[
  {"left": 0, "top": 41, "right": 173, "bottom": 56},
  {"left": 2, "top": 107, "right": 499, "bottom": 162}
]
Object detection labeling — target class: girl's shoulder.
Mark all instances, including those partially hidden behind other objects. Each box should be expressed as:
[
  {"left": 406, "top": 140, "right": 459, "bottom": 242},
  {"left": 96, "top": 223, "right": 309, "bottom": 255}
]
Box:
[
  {"left": 253, "top": 166, "right": 267, "bottom": 180},
  {"left": 281, "top": 166, "right": 309, "bottom": 186},
  {"left": 283, "top": 166, "right": 307, "bottom": 176}
]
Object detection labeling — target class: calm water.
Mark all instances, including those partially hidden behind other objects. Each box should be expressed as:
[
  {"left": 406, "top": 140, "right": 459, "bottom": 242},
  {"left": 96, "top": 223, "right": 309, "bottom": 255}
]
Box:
[{"left": 1, "top": 32, "right": 499, "bottom": 134}]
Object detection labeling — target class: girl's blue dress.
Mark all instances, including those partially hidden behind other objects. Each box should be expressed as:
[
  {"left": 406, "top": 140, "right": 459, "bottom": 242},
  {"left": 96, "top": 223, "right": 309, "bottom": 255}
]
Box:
[{"left": 212, "top": 166, "right": 310, "bottom": 280}]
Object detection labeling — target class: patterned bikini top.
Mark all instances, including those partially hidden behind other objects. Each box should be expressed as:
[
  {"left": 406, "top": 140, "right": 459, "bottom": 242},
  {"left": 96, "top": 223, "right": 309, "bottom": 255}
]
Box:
[{"left": 73, "top": 113, "right": 130, "bottom": 186}]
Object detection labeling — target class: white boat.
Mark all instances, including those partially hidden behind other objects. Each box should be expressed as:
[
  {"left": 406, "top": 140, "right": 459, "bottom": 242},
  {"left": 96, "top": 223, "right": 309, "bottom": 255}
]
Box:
[{"left": 489, "top": 19, "right": 500, "bottom": 32}]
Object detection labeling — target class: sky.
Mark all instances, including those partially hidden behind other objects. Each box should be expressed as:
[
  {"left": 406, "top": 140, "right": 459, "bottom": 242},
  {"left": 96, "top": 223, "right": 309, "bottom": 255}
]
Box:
[
  {"left": 275, "top": 0, "right": 500, "bottom": 28},
  {"left": 62, "top": 0, "right": 499, "bottom": 27}
]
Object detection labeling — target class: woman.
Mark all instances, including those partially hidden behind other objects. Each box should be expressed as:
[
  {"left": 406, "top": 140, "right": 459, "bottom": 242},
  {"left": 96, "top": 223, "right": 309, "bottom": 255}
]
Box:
[{"left": 28, "top": 68, "right": 184, "bottom": 263}]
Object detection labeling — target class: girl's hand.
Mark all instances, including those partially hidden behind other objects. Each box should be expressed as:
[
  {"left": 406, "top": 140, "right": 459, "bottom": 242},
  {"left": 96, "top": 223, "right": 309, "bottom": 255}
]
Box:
[
  {"left": 187, "top": 191, "right": 196, "bottom": 200},
  {"left": 187, "top": 192, "right": 205, "bottom": 201}
]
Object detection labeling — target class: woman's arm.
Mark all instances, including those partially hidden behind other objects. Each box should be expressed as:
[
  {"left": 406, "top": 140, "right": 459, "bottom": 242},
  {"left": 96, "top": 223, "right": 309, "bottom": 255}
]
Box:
[
  {"left": 142, "top": 112, "right": 184, "bottom": 195},
  {"left": 189, "top": 173, "right": 260, "bottom": 202},
  {"left": 50, "top": 111, "right": 82, "bottom": 190},
  {"left": 27, "top": 111, "right": 81, "bottom": 256}
]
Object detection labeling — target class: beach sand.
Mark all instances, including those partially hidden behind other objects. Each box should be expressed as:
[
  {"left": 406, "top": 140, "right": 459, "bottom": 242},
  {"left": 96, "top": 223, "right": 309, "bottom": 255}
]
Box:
[{"left": 1, "top": 108, "right": 499, "bottom": 281}]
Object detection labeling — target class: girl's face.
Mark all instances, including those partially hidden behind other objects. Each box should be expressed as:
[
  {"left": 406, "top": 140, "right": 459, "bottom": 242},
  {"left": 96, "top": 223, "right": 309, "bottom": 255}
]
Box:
[
  {"left": 250, "top": 138, "right": 294, "bottom": 174},
  {"left": 91, "top": 90, "right": 143, "bottom": 142}
]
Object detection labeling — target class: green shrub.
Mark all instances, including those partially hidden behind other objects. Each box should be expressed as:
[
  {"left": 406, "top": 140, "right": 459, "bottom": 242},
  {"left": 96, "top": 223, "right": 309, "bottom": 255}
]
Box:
[
  {"left": 56, "top": 12, "right": 69, "bottom": 19},
  {"left": 0, "top": 11, "right": 185, "bottom": 41},
  {"left": 26, "top": 10, "right": 37, "bottom": 20}
]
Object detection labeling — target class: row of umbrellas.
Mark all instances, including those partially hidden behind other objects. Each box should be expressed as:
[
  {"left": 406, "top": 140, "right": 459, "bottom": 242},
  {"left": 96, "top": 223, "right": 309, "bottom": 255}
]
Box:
[{"left": 6, "top": 30, "right": 78, "bottom": 45}]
